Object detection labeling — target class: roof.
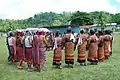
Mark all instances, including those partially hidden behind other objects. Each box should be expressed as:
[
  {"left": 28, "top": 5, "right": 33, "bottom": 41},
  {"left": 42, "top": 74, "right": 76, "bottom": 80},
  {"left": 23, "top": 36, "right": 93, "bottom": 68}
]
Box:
[{"left": 43, "top": 25, "right": 78, "bottom": 29}]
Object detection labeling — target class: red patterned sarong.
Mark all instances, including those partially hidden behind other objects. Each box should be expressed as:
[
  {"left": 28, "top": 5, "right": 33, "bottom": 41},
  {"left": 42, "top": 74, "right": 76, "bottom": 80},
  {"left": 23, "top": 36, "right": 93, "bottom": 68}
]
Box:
[
  {"left": 16, "top": 46, "right": 24, "bottom": 61},
  {"left": 104, "top": 41, "right": 110, "bottom": 56},
  {"left": 25, "top": 48, "right": 32, "bottom": 65},
  {"left": 65, "top": 42, "right": 74, "bottom": 64},
  {"left": 53, "top": 47, "right": 62, "bottom": 65},
  {"left": 98, "top": 46, "right": 105, "bottom": 61},
  {"left": 88, "top": 43, "right": 98, "bottom": 61},
  {"left": 77, "top": 42, "right": 87, "bottom": 63}
]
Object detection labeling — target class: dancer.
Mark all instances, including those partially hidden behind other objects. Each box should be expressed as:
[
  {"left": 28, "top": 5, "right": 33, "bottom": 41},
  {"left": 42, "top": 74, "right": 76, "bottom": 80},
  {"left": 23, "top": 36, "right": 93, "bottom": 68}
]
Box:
[
  {"left": 16, "top": 31, "right": 24, "bottom": 69},
  {"left": 7, "top": 32, "right": 16, "bottom": 62},
  {"left": 88, "top": 30, "right": 98, "bottom": 65},
  {"left": 97, "top": 31, "right": 105, "bottom": 62},
  {"left": 33, "top": 31, "right": 47, "bottom": 71},
  {"left": 53, "top": 31, "right": 62, "bottom": 69},
  {"left": 63, "top": 28, "right": 75, "bottom": 68},
  {"left": 77, "top": 30, "right": 87, "bottom": 66},
  {"left": 104, "top": 30, "right": 112, "bottom": 59},
  {"left": 24, "top": 31, "right": 33, "bottom": 71}
]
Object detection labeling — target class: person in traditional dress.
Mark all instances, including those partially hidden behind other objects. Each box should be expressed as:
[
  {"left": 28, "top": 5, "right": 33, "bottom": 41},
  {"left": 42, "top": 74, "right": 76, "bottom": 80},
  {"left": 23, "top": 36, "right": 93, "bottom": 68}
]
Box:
[
  {"left": 63, "top": 28, "right": 75, "bottom": 68},
  {"left": 88, "top": 30, "right": 98, "bottom": 65},
  {"left": 32, "top": 31, "right": 39, "bottom": 69},
  {"left": 32, "top": 31, "right": 47, "bottom": 71},
  {"left": 104, "top": 30, "right": 113, "bottom": 59},
  {"left": 7, "top": 32, "right": 16, "bottom": 62},
  {"left": 97, "top": 31, "right": 105, "bottom": 62},
  {"left": 53, "top": 31, "right": 62, "bottom": 69},
  {"left": 77, "top": 30, "right": 87, "bottom": 66},
  {"left": 24, "top": 31, "right": 33, "bottom": 71},
  {"left": 16, "top": 31, "right": 24, "bottom": 69}
]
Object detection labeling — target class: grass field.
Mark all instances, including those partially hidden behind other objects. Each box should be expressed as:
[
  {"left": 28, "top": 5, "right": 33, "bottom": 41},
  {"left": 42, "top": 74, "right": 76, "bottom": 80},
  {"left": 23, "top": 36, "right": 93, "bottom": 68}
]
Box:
[{"left": 0, "top": 35, "right": 120, "bottom": 80}]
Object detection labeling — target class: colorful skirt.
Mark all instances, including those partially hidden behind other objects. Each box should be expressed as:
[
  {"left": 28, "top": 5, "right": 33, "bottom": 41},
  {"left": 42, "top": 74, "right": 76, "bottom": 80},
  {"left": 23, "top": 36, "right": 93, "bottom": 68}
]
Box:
[
  {"left": 98, "top": 46, "right": 105, "bottom": 61},
  {"left": 65, "top": 42, "right": 74, "bottom": 64},
  {"left": 53, "top": 47, "right": 62, "bottom": 65},
  {"left": 39, "top": 48, "right": 46, "bottom": 66},
  {"left": 25, "top": 48, "right": 32, "bottom": 65},
  {"left": 104, "top": 41, "right": 110, "bottom": 56},
  {"left": 16, "top": 46, "right": 24, "bottom": 61},
  {"left": 77, "top": 42, "right": 87, "bottom": 63},
  {"left": 88, "top": 43, "right": 98, "bottom": 63}
]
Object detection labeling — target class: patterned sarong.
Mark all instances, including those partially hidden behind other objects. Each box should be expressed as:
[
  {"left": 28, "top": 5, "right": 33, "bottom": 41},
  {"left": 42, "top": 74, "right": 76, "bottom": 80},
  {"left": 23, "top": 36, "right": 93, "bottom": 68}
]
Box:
[
  {"left": 53, "top": 47, "right": 62, "bottom": 65},
  {"left": 25, "top": 48, "right": 32, "bottom": 65},
  {"left": 16, "top": 46, "right": 24, "bottom": 61},
  {"left": 77, "top": 42, "right": 87, "bottom": 63},
  {"left": 65, "top": 42, "right": 74, "bottom": 64}
]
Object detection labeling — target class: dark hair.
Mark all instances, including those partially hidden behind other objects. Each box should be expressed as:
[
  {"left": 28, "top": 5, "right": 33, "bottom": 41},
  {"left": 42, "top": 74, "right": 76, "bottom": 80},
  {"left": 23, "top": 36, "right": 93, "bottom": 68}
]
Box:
[
  {"left": 9, "top": 33, "right": 13, "bottom": 36},
  {"left": 90, "top": 30, "right": 95, "bottom": 35},
  {"left": 98, "top": 31, "right": 103, "bottom": 35},
  {"left": 105, "top": 30, "right": 111, "bottom": 34},
  {"left": 26, "top": 31, "right": 29, "bottom": 33},
  {"left": 55, "top": 32, "right": 59, "bottom": 37},
  {"left": 80, "top": 30, "right": 84, "bottom": 34},
  {"left": 67, "top": 29, "right": 72, "bottom": 33}
]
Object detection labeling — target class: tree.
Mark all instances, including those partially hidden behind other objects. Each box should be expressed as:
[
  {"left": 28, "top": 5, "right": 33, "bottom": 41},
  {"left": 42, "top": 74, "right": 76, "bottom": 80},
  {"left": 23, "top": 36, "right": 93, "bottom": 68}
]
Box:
[
  {"left": 112, "top": 13, "right": 120, "bottom": 24},
  {"left": 70, "top": 11, "right": 93, "bottom": 26},
  {"left": 90, "top": 11, "right": 113, "bottom": 27}
]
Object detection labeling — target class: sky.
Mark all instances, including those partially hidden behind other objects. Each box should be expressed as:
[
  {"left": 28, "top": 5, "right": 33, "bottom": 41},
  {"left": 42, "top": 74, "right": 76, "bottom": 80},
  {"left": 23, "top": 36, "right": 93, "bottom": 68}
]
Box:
[{"left": 0, "top": 0, "right": 120, "bottom": 19}]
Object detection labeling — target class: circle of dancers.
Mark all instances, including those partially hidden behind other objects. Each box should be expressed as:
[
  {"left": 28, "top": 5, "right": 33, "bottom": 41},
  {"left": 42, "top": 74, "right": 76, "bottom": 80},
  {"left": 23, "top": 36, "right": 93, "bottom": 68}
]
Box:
[{"left": 6, "top": 28, "right": 113, "bottom": 72}]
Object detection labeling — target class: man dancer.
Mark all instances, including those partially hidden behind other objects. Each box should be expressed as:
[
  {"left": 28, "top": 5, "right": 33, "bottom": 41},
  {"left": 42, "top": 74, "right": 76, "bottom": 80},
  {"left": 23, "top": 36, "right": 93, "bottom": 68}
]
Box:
[
  {"left": 7, "top": 32, "right": 16, "bottom": 62},
  {"left": 24, "top": 31, "right": 33, "bottom": 71},
  {"left": 16, "top": 31, "right": 24, "bottom": 69}
]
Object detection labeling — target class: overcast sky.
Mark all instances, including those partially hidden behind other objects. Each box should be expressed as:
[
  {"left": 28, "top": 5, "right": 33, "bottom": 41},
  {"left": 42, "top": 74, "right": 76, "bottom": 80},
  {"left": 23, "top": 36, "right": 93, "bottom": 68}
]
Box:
[{"left": 0, "top": 0, "right": 120, "bottom": 19}]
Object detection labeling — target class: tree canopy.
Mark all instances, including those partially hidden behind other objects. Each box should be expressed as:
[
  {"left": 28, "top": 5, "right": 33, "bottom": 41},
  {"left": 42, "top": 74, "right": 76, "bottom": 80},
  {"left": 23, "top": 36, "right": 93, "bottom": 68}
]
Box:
[{"left": 0, "top": 11, "right": 119, "bottom": 32}]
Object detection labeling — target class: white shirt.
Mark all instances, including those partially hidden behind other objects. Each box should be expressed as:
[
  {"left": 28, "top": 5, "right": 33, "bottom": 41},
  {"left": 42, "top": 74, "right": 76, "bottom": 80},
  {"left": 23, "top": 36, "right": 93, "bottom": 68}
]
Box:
[
  {"left": 25, "top": 36, "right": 32, "bottom": 48},
  {"left": 70, "top": 34, "right": 75, "bottom": 42},
  {"left": 8, "top": 37, "right": 14, "bottom": 46}
]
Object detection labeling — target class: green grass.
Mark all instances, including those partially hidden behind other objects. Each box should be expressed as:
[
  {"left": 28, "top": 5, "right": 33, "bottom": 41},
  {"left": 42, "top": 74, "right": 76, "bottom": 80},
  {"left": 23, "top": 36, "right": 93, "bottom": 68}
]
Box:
[{"left": 0, "top": 35, "right": 120, "bottom": 80}]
